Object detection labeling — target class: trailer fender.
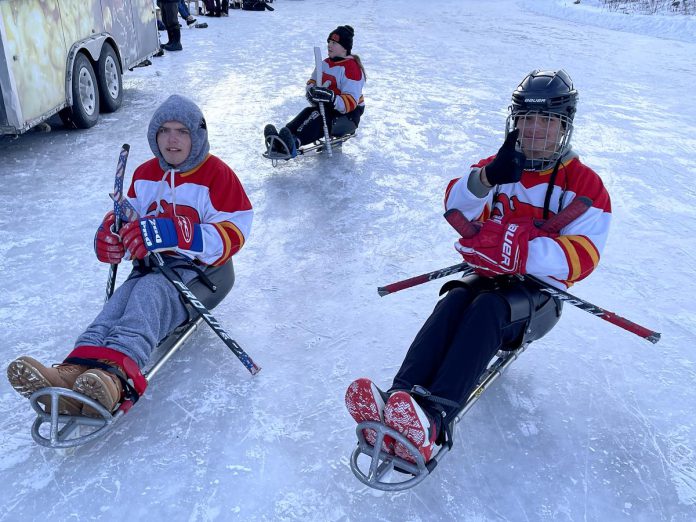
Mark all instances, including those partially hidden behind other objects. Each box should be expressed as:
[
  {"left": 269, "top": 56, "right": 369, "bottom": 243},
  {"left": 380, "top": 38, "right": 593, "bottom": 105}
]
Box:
[{"left": 64, "top": 34, "right": 109, "bottom": 106}]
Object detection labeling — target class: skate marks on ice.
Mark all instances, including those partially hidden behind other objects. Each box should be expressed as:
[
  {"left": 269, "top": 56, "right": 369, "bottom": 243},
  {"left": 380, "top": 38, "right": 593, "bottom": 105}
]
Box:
[
  {"left": 667, "top": 427, "right": 696, "bottom": 507},
  {"left": 481, "top": 343, "right": 696, "bottom": 520}
]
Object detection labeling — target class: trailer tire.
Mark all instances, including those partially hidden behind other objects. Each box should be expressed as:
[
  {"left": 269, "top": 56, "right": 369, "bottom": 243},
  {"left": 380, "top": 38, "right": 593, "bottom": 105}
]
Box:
[
  {"left": 59, "top": 53, "right": 100, "bottom": 129},
  {"left": 97, "top": 44, "right": 122, "bottom": 113}
]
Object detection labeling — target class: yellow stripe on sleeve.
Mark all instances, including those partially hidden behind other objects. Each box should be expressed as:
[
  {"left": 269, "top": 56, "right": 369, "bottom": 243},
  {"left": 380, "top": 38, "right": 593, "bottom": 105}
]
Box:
[
  {"left": 557, "top": 235, "right": 600, "bottom": 282},
  {"left": 569, "top": 235, "right": 600, "bottom": 266},
  {"left": 557, "top": 237, "right": 580, "bottom": 281},
  {"left": 213, "top": 222, "right": 245, "bottom": 264}
]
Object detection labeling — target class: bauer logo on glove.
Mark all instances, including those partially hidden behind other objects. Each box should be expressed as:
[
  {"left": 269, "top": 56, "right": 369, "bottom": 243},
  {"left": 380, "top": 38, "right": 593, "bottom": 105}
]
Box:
[
  {"left": 454, "top": 216, "right": 534, "bottom": 276},
  {"left": 500, "top": 223, "right": 520, "bottom": 269}
]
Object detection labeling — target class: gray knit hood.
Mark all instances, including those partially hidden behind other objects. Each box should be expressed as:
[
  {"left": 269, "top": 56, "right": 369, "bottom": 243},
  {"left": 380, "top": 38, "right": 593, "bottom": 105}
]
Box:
[{"left": 147, "top": 94, "right": 209, "bottom": 172}]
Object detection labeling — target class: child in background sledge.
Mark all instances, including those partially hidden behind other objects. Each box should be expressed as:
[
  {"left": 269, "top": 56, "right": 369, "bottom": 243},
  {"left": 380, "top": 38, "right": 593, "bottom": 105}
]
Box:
[
  {"left": 7, "top": 95, "right": 253, "bottom": 416},
  {"left": 346, "top": 70, "right": 612, "bottom": 464},
  {"left": 264, "top": 25, "right": 366, "bottom": 158}
]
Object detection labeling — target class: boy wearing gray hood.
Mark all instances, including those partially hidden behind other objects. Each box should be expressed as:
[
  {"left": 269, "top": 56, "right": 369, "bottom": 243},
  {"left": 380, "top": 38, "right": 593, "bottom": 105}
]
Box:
[{"left": 7, "top": 95, "right": 253, "bottom": 416}]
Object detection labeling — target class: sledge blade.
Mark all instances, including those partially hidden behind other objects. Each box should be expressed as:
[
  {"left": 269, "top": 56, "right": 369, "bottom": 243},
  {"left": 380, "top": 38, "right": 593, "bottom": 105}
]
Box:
[
  {"left": 262, "top": 132, "right": 357, "bottom": 165},
  {"left": 262, "top": 135, "right": 293, "bottom": 165}
]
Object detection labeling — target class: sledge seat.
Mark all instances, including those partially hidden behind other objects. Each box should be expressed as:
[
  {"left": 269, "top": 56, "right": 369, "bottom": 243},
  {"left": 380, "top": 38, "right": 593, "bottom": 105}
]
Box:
[{"left": 179, "top": 259, "right": 235, "bottom": 322}]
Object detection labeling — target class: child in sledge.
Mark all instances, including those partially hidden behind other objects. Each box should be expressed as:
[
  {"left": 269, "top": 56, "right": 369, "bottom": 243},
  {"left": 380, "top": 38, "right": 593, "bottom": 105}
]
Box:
[
  {"left": 265, "top": 25, "right": 366, "bottom": 158},
  {"left": 346, "top": 70, "right": 612, "bottom": 464},
  {"left": 7, "top": 94, "right": 253, "bottom": 416}
]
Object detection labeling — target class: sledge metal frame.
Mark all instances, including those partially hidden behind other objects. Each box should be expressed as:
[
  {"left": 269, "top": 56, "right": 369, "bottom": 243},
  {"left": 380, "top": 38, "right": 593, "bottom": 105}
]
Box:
[
  {"left": 349, "top": 343, "right": 529, "bottom": 491},
  {"left": 262, "top": 132, "right": 355, "bottom": 167},
  {"left": 29, "top": 316, "right": 204, "bottom": 448}
]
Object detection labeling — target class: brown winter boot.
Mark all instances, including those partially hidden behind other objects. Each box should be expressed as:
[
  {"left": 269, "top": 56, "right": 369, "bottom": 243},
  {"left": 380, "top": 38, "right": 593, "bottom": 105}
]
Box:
[
  {"left": 73, "top": 368, "right": 123, "bottom": 416},
  {"left": 6, "top": 356, "right": 88, "bottom": 415}
]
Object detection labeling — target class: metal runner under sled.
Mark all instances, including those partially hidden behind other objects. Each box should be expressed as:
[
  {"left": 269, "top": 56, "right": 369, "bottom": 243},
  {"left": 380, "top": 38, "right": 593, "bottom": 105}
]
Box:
[
  {"left": 349, "top": 343, "right": 530, "bottom": 491},
  {"left": 29, "top": 316, "right": 204, "bottom": 448},
  {"left": 262, "top": 132, "right": 355, "bottom": 167}
]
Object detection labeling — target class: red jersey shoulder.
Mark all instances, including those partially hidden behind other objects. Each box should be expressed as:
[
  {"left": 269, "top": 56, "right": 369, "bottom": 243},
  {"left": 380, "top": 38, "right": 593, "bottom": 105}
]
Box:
[
  {"left": 201, "top": 156, "right": 252, "bottom": 213},
  {"left": 132, "top": 158, "right": 163, "bottom": 181},
  {"left": 563, "top": 158, "right": 611, "bottom": 212},
  {"left": 341, "top": 58, "right": 363, "bottom": 81}
]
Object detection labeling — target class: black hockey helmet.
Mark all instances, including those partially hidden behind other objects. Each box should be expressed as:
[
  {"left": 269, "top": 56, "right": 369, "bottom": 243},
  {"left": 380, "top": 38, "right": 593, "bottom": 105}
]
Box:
[
  {"left": 510, "top": 69, "right": 578, "bottom": 120},
  {"left": 506, "top": 69, "right": 578, "bottom": 171}
]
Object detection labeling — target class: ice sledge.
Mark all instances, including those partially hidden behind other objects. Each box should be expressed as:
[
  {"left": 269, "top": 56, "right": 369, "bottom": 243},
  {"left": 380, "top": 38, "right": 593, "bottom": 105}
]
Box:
[
  {"left": 349, "top": 343, "right": 529, "bottom": 491},
  {"left": 27, "top": 260, "right": 236, "bottom": 449},
  {"left": 262, "top": 132, "right": 356, "bottom": 167}
]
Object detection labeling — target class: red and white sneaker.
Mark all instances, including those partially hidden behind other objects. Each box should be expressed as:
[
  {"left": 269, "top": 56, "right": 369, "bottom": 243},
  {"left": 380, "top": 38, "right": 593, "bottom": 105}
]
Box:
[
  {"left": 384, "top": 391, "right": 438, "bottom": 463},
  {"left": 345, "top": 378, "right": 394, "bottom": 454}
]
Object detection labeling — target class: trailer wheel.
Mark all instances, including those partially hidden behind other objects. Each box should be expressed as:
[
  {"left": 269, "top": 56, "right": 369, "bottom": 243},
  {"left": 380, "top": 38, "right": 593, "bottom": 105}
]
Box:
[
  {"left": 97, "top": 44, "right": 122, "bottom": 113},
  {"left": 59, "top": 53, "right": 100, "bottom": 129}
]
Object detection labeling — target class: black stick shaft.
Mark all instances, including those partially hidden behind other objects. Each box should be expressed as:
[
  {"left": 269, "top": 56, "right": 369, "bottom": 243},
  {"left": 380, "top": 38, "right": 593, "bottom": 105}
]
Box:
[{"left": 152, "top": 254, "right": 262, "bottom": 375}]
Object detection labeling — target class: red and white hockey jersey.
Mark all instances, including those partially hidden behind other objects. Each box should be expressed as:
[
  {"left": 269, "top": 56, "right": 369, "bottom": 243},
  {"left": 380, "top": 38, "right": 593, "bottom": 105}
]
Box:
[
  {"left": 126, "top": 154, "right": 253, "bottom": 266},
  {"left": 445, "top": 151, "right": 611, "bottom": 289},
  {"left": 308, "top": 56, "right": 365, "bottom": 114}
]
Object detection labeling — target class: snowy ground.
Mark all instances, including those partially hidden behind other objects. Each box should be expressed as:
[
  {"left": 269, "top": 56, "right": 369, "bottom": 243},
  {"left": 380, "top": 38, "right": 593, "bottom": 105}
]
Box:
[{"left": 1, "top": 0, "right": 695, "bottom": 520}]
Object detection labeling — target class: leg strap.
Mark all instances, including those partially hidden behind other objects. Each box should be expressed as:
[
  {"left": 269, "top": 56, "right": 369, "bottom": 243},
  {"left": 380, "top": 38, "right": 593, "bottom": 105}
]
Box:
[
  {"left": 410, "top": 385, "right": 461, "bottom": 450},
  {"left": 64, "top": 346, "right": 148, "bottom": 406},
  {"left": 164, "top": 257, "right": 216, "bottom": 292}
]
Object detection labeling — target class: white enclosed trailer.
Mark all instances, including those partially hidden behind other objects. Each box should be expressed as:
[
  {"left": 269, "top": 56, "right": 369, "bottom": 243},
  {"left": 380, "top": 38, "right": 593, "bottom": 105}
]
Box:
[{"left": 0, "top": 0, "right": 159, "bottom": 134}]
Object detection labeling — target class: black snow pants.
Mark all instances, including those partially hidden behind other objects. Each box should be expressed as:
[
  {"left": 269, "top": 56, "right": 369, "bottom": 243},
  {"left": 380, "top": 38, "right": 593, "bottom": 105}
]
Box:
[
  {"left": 285, "top": 105, "right": 364, "bottom": 146},
  {"left": 159, "top": 0, "right": 180, "bottom": 43},
  {"left": 390, "top": 274, "right": 562, "bottom": 429}
]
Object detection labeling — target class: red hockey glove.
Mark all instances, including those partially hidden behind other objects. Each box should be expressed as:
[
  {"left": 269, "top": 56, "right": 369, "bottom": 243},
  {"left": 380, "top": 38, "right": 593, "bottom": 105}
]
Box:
[
  {"left": 94, "top": 211, "right": 125, "bottom": 264},
  {"left": 120, "top": 216, "right": 202, "bottom": 260},
  {"left": 454, "top": 215, "right": 552, "bottom": 276}
]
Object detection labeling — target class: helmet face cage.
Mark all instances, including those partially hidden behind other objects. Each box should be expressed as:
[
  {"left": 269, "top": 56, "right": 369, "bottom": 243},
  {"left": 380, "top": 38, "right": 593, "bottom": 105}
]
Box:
[{"left": 505, "top": 110, "right": 574, "bottom": 171}]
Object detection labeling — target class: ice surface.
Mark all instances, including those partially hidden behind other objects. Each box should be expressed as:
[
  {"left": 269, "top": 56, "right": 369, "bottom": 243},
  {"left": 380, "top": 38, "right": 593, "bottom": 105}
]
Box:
[{"left": 1, "top": 1, "right": 695, "bottom": 520}]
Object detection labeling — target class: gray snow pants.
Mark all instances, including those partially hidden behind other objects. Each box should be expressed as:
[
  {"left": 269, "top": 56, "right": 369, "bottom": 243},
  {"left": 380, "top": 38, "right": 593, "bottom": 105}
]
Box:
[{"left": 74, "top": 263, "right": 198, "bottom": 369}]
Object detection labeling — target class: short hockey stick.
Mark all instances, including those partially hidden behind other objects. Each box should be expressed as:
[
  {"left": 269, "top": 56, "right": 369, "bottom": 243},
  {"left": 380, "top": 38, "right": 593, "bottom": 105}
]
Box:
[
  {"left": 445, "top": 200, "right": 661, "bottom": 344},
  {"left": 313, "top": 46, "right": 332, "bottom": 157},
  {"left": 105, "top": 144, "right": 130, "bottom": 301},
  {"left": 378, "top": 263, "right": 477, "bottom": 297},
  {"left": 112, "top": 191, "right": 262, "bottom": 374}
]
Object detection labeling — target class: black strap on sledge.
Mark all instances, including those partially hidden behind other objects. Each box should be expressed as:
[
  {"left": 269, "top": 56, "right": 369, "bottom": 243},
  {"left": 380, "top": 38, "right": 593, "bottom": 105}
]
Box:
[
  {"left": 63, "top": 357, "right": 141, "bottom": 405},
  {"left": 127, "top": 255, "right": 216, "bottom": 293},
  {"left": 165, "top": 258, "right": 217, "bottom": 292},
  {"left": 409, "top": 385, "right": 461, "bottom": 450}
]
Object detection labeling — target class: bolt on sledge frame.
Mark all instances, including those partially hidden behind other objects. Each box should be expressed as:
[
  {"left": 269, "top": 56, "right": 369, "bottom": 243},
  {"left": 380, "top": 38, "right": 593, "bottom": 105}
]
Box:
[
  {"left": 262, "top": 132, "right": 356, "bottom": 168},
  {"left": 349, "top": 343, "right": 530, "bottom": 491}
]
